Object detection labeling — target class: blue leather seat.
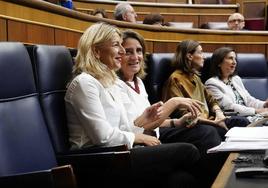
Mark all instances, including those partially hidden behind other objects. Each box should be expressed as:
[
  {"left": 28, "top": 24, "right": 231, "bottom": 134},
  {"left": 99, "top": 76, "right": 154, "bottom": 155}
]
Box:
[
  {"left": 144, "top": 52, "right": 212, "bottom": 104},
  {"left": 237, "top": 53, "right": 268, "bottom": 100},
  {"left": 144, "top": 53, "right": 174, "bottom": 104},
  {"left": 31, "top": 44, "right": 73, "bottom": 154},
  {"left": 144, "top": 52, "right": 268, "bottom": 103},
  {"left": 30, "top": 44, "right": 131, "bottom": 187},
  {"left": 0, "top": 42, "right": 77, "bottom": 188}
]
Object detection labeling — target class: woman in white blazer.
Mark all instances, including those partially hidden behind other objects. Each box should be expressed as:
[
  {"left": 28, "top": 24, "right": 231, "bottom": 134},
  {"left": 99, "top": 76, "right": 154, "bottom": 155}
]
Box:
[{"left": 205, "top": 47, "right": 268, "bottom": 122}]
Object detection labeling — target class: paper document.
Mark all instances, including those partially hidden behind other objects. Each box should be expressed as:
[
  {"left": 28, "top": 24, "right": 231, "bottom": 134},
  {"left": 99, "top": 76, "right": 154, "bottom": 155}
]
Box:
[
  {"left": 225, "top": 127, "right": 268, "bottom": 139},
  {"left": 207, "top": 141, "right": 268, "bottom": 153},
  {"left": 207, "top": 126, "right": 268, "bottom": 153}
]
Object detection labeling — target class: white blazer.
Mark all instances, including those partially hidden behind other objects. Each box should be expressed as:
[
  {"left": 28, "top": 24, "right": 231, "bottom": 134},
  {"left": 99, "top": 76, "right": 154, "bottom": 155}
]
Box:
[
  {"left": 205, "top": 75, "right": 265, "bottom": 116},
  {"left": 65, "top": 73, "right": 135, "bottom": 149},
  {"left": 118, "top": 77, "right": 160, "bottom": 137}
]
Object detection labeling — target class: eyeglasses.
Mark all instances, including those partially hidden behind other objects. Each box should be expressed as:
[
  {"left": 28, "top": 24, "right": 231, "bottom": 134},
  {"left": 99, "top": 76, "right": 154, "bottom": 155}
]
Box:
[{"left": 228, "top": 19, "right": 244, "bottom": 23}]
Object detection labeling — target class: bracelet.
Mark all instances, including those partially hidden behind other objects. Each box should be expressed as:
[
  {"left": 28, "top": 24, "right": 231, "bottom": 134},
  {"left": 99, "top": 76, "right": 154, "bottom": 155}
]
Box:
[
  {"left": 170, "top": 119, "right": 176, "bottom": 128},
  {"left": 134, "top": 119, "right": 142, "bottom": 127}
]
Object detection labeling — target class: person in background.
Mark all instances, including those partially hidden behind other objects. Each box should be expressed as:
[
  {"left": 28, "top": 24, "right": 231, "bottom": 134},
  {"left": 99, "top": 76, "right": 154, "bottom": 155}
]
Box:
[
  {"left": 227, "top": 13, "right": 245, "bottom": 30},
  {"left": 205, "top": 47, "right": 268, "bottom": 123},
  {"left": 118, "top": 30, "right": 227, "bottom": 188},
  {"left": 65, "top": 22, "right": 201, "bottom": 188},
  {"left": 44, "top": 0, "right": 73, "bottom": 9},
  {"left": 162, "top": 40, "right": 250, "bottom": 140},
  {"left": 91, "top": 8, "right": 108, "bottom": 18},
  {"left": 114, "top": 3, "right": 137, "bottom": 23},
  {"left": 143, "top": 13, "right": 169, "bottom": 26}
]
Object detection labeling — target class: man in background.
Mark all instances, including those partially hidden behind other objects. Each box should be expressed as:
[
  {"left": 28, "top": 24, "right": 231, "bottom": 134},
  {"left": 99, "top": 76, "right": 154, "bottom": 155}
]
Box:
[
  {"left": 114, "top": 3, "right": 137, "bottom": 23},
  {"left": 227, "top": 13, "right": 245, "bottom": 30}
]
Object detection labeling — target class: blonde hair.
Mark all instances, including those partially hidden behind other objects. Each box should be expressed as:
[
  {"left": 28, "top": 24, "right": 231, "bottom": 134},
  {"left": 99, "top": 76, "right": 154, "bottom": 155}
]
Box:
[{"left": 73, "top": 22, "right": 121, "bottom": 87}]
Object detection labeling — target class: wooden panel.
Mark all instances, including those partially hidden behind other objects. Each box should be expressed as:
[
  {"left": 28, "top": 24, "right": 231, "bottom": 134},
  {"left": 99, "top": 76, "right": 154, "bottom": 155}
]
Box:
[
  {"left": 203, "top": 43, "right": 266, "bottom": 54},
  {"left": 128, "top": 0, "right": 156, "bottom": 2},
  {"left": 7, "top": 20, "right": 54, "bottom": 44},
  {"left": 74, "top": 0, "right": 238, "bottom": 28},
  {"left": 200, "top": 15, "right": 229, "bottom": 27},
  {"left": 127, "top": 0, "right": 189, "bottom": 3},
  {"left": 195, "top": 0, "right": 220, "bottom": 3},
  {"left": 157, "top": 0, "right": 188, "bottom": 3},
  {"left": 2, "top": 0, "right": 268, "bottom": 57},
  {"left": 243, "top": 1, "right": 265, "bottom": 18},
  {"left": 55, "top": 29, "right": 81, "bottom": 48},
  {"left": 73, "top": 0, "right": 238, "bottom": 14},
  {"left": 229, "top": 44, "right": 266, "bottom": 53},
  {"left": 0, "top": 18, "right": 7, "bottom": 41},
  {"left": 153, "top": 42, "right": 177, "bottom": 53},
  {"left": 145, "top": 41, "right": 154, "bottom": 53}
]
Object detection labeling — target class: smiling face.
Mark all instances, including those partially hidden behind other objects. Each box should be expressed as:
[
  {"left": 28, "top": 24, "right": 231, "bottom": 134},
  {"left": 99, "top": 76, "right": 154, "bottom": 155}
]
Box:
[
  {"left": 96, "top": 33, "right": 125, "bottom": 71},
  {"left": 188, "top": 45, "right": 205, "bottom": 71},
  {"left": 219, "top": 51, "right": 237, "bottom": 80},
  {"left": 121, "top": 38, "right": 143, "bottom": 81}
]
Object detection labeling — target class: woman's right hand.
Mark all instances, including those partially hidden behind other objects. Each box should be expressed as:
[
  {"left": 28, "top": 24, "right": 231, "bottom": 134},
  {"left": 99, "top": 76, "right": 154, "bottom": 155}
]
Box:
[
  {"left": 172, "top": 97, "right": 203, "bottom": 117},
  {"left": 214, "top": 118, "right": 228, "bottom": 131},
  {"left": 134, "top": 101, "right": 163, "bottom": 128},
  {"left": 175, "top": 112, "right": 199, "bottom": 128},
  {"left": 256, "top": 108, "right": 268, "bottom": 115},
  {"left": 134, "top": 133, "right": 161, "bottom": 146}
]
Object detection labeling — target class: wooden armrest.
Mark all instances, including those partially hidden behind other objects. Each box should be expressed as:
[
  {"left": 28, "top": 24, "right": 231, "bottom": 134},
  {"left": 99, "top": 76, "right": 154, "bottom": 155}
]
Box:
[
  {"left": 57, "top": 151, "right": 131, "bottom": 187},
  {"left": 0, "top": 165, "right": 77, "bottom": 188}
]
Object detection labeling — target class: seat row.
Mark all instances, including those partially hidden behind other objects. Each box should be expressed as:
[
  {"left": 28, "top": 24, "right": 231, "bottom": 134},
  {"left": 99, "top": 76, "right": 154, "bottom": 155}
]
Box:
[
  {"left": 0, "top": 42, "right": 131, "bottom": 188},
  {"left": 1, "top": 42, "right": 268, "bottom": 187},
  {"left": 144, "top": 52, "right": 268, "bottom": 104}
]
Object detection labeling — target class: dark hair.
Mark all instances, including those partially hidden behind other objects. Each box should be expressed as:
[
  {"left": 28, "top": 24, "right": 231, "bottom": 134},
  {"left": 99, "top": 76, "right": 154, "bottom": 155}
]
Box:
[
  {"left": 143, "top": 13, "right": 164, "bottom": 25},
  {"left": 119, "top": 29, "right": 147, "bottom": 79},
  {"left": 172, "top": 40, "right": 200, "bottom": 74},
  {"left": 92, "top": 8, "right": 108, "bottom": 18},
  {"left": 209, "top": 47, "right": 237, "bottom": 79}
]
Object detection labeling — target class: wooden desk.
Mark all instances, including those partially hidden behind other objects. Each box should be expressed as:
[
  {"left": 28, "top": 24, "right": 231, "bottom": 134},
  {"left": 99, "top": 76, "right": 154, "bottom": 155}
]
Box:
[
  {"left": 212, "top": 153, "right": 238, "bottom": 188},
  {"left": 212, "top": 152, "right": 268, "bottom": 188}
]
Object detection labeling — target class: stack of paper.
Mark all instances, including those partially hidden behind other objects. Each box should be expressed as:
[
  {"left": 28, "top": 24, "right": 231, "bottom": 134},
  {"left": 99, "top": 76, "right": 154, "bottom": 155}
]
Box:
[{"left": 207, "top": 127, "right": 268, "bottom": 153}]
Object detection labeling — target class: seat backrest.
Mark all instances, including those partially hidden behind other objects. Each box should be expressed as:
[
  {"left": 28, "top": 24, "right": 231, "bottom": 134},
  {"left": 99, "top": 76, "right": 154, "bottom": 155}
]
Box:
[
  {"left": 144, "top": 52, "right": 213, "bottom": 104},
  {"left": 31, "top": 44, "right": 74, "bottom": 154},
  {"left": 236, "top": 53, "right": 268, "bottom": 100},
  {"left": 0, "top": 42, "right": 57, "bottom": 176},
  {"left": 144, "top": 53, "right": 174, "bottom": 104},
  {"left": 144, "top": 52, "right": 268, "bottom": 104}
]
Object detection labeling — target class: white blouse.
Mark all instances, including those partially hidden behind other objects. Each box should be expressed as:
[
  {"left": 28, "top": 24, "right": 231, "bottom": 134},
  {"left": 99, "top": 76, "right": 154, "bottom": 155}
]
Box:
[
  {"left": 65, "top": 73, "right": 135, "bottom": 149},
  {"left": 119, "top": 77, "right": 160, "bottom": 137}
]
